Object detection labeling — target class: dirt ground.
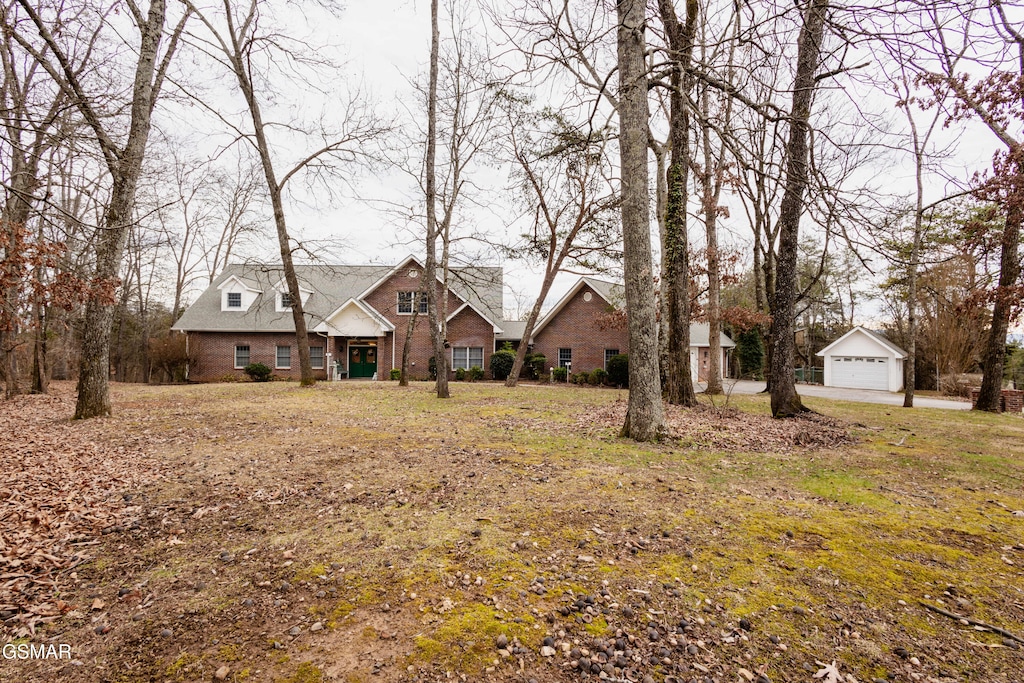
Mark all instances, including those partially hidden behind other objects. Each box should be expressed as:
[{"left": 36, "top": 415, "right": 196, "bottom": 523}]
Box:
[{"left": 2, "top": 381, "right": 1023, "bottom": 683}]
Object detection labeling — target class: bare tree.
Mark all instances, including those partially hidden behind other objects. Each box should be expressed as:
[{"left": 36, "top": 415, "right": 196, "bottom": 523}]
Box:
[
  {"left": 394, "top": 2, "right": 504, "bottom": 390},
  {"left": 13, "top": 0, "right": 190, "bottom": 417},
  {"left": 500, "top": 105, "right": 620, "bottom": 387},
  {"left": 657, "top": 0, "right": 699, "bottom": 408},
  {"left": 617, "top": 0, "right": 664, "bottom": 440},
  {"left": 424, "top": 0, "right": 449, "bottom": 398},
  {"left": 184, "top": 0, "right": 387, "bottom": 387},
  {"left": 769, "top": 0, "right": 828, "bottom": 417}
]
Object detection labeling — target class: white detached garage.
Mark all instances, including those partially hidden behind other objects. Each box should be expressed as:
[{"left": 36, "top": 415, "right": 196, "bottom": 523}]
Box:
[{"left": 817, "top": 327, "right": 907, "bottom": 392}]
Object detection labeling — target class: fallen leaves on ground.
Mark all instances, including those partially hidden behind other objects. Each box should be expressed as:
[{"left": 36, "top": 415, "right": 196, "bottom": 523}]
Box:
[
  {"left": 575, "top": 401, "right": 855, "bottom": 451},
  {"left": 0, "top": 387, "right": 161, "bottom": 637}
]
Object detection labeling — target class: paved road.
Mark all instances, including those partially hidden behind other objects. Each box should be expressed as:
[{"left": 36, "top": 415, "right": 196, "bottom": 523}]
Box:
[{"left": 711, "top": 380, "right": 972, "bottom": 410}]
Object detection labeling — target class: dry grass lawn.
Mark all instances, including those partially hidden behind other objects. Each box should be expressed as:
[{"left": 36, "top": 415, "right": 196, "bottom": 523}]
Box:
[{"left": 3, "top": 380, "right": 1023, "bottom": 683}]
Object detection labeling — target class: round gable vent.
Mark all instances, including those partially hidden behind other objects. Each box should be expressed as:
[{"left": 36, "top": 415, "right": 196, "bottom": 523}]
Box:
[
  {"left": 583, "top": 291, "right": 593, "bottom": 302},
  {"left": 409, "top": 269, "right": 420, "bottom": 278}
]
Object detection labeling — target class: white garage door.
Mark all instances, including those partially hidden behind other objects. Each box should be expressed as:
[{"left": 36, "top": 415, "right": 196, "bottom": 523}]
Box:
[{"left": 831, "top": 356, "right": 889, "bottom": 390}]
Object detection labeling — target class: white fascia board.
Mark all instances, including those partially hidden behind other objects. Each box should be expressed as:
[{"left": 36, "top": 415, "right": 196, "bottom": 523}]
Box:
[
  {"left": 216, "top": 274, "right": 260, "bottom": 293},
  {"left": 531, "top": 277, "right": 617, "bottom": 341},
  {"left": 355, "top": 254, "right": 425, "bottom": 301},
  {"left": 313, "top": 298, "right": 395, "bottom": 334}
]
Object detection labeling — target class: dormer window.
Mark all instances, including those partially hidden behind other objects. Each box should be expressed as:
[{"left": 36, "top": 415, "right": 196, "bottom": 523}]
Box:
[
  {"left": 227, "top": 292, "right": 242, "bottom": 308},
  {"left": 281, "top": 292, "right": 293, "bottom": 309}
]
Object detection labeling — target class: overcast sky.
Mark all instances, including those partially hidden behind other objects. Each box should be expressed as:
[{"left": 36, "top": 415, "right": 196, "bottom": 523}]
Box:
[{"left": 167, "top": 0, "right": 1009, "bottom": 327}]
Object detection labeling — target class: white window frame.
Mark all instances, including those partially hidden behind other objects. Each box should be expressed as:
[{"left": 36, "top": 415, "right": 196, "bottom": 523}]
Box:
[
  {"left": 397, "top": 291, "right": 428, "bottom": 315},
  {"left": 558, "top": 348, "right": 572, "bottom": 369},
  {"left": 452, "top": 346, "right": 484, "bottom": 370},
  {"left": 275, "top": 345, "right": 291, "bottom": 369},
  {"left": 310, "top": 345, "right": 325, "bottom": 369},
  {"left": 234, "top": 345, "right": 250, "bottom": 369},
  {"left": 226, "top": 292, "right": 242, "bottom": 309},
  {"left": 604, "top": 348, "right": 619, "bottom": 369},
  {"left": 280, "top": 292, "right": 293, "bottom": 309}
]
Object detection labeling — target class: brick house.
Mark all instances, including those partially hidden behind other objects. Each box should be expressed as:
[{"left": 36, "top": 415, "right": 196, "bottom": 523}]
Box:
[{"left": 172, "top": 257, "right": 733, "bottom": 382}]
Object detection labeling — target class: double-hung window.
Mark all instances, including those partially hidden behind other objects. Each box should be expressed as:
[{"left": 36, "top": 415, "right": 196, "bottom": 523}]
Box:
[
  {"left": 276, "top": 345, "right": 291, "bottom": 369},
  {"left": 280, "top": 292, "right": 293, "bottom": 309},
  {"left": 226, "top": 292, "right": 242, "bottom": 308},
  {"left": 604, "top": 348, "right": 619, "bottom": 368},
  {"left": 397, "top": 291, "right": 428, "bottom": 314},
  {"left": 452, "top": 346, "right": 484, "bottom": 370},
  {"left": 234, "top": 345, "right": 250, "bottom": 368},
  {"left": 310, "top": 346, "right": 324, "bottom": 369},
  {"left": 558, "top": 348, "right": 572, "bottom": 369}
]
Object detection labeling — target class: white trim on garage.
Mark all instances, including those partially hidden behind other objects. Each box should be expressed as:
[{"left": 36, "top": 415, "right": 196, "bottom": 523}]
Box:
[{"left": 817, "top": 326, "right": 907, "bottom": 392}]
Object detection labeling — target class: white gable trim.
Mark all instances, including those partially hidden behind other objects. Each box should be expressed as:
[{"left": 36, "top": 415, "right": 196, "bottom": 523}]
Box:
[
  {"left": 816, "top": 326, "right": 907, "bottom": 360},
  {"left": 313, "top": 298, "right": 395, "bottom": 336},
  {"left": 217, "top": 274, "right": 261, "bottom": 312},
  {"left": 216, "top": 274, "right": 260, "bottom": 293},
  {"left": 530, "top": 277, "right": 617, "bottom": 341},
  {"left": 355, "top": 254, "right": 425, "bottom": 301},
  {"left": 446, "top": 301, "right": 503, "bottom": 333}
]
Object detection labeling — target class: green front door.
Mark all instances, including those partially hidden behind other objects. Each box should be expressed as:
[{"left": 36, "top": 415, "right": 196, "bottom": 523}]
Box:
[{"left": 349, "top": 346, "right": 377, "bottom": 378}]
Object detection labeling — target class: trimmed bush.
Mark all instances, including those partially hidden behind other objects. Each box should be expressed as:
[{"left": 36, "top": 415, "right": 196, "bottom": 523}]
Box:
[
  {"left": 552, "top": 366, "right": 568, "bottom": 382},
  {"left": 590, "top": 368, "right": 608, "bottom": 385},
  {"left": 467, "top": 366, "right": 484, "bottom": 382},
  {"left": 606, "top": 354, "right": 629, "bottom": 388},
  {"left": 490, "top": 347, "right": 516, "bottom": 381},
  {"left": 244, "top": 362, "right": 272, "bottom": 382},
  {"left": 572, "top": 370, "right": 591, "bottom": 385},
  {"left": 390, "top": 368, "right": 401, "bottom": 380},
  {"left": 455, "top": 367, "right": 467, "bottom": 381}
]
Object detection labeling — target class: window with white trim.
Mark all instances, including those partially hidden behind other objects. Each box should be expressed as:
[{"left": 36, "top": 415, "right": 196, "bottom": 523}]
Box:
[
  {"left": 234, "top": 345, "right": 250, "bottom": 368},
  {"left": 397, "top": 291, "right": 428, "bottom": 314},
  {"left": 310, "top": 345, "right": 324, "bottom": 369},
  {"left": 604, "top": 348, "right": 619, "bottom": 368},
  {"left": 226, "top": 292, "right": 242, "bottom": 308},
  {"left": 280, "top": 292, "right": 293, "bottom": 309},
  {"left": 558, "top": 348, "right": 572, "bottom": 368},
  {"left": 452, "top": 346, "right": 484, "bottom": 370},
  {"left": 276, "top": 345, "right": 291, "bottom": 369}
]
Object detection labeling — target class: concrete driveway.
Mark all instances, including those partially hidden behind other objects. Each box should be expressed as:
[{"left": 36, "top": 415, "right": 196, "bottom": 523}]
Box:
[{"left": 711, "top": 380, "right": 972, "bottom": 410}]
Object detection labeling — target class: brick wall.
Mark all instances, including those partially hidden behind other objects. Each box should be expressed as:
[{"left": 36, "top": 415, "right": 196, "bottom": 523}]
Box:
[
  {"left": 365, "top": 269, "right": 499, "bottom": 380},
  {"left": 532, "top": 285, "right": 629, "bottom": 376},
  {"left": 187, "top": 332, "right": 330, "bottom": 382},
  {"left": 188, "top": 268, "right": 499, "bottom": 382},
  {"left": 971, "top": 388, "right": 1024, "bottom": 413},
  {"left": 448, "top": 306, "right": 496, "bottom": 378}
]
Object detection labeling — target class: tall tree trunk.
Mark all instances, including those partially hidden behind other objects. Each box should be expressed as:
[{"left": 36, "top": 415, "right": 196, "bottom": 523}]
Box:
[
  {"left": 67, "top": 0, "right": 182, "bottom": 417},
  {"left": 30, "top": 293, "right": 47, "bottom": 394},
  {"left": 425, "top": 0, "right": 449, "bottom": 399},
  {"left": 975, "top": 160, "right": 1023, "bottom": 411},
  {"left": 769, "top": 0, "right": 828, "bottom": 418},
  {"left": 701, "top": 87, "right": 723, "bottom": 395},
  {"left": 506, "top": 274, "right": 557, "bottom": 388},
  {"left": 226, "top": 30, "right": 314, "bottom": 387},
  {"left": 617, "top": 0, "right": 664, "bottom": 440},
  {"left": 658, "top": 0, "right": 698, "bottom": 407},
  {"left": 903, "top": 129, "right": 925, "bottom": 408}
]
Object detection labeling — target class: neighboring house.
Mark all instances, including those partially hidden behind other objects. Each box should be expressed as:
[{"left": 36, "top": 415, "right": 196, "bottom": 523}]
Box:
[
  {"left": 816, "top": 326, "right": 907, "bottom": 392},
  {"left": 172, "top": 257, "right": 735, "bottom": 382}
]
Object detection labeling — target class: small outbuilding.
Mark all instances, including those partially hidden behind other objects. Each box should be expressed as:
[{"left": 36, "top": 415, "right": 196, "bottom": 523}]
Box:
[{"left": 816, "top": 326, "right": 907, "bottom": 392}]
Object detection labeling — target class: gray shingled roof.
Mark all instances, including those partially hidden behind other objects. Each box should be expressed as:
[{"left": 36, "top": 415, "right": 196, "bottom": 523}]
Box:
[
  {"left": 172, "top": 262, "right": 503, "bottom": 333},
  {"left": 690, "top": 322, "right": 736, "bottom": 348}
]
